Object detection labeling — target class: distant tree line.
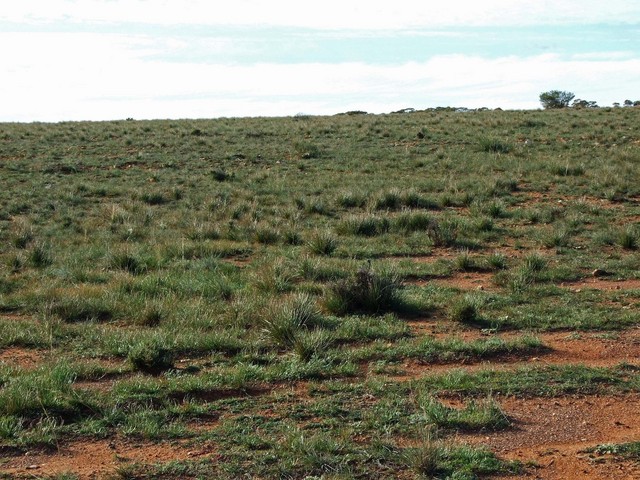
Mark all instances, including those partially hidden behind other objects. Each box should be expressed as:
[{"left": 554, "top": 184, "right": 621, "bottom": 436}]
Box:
[{"left": 539, "top": 90, "right": 640, "bottom": 110}]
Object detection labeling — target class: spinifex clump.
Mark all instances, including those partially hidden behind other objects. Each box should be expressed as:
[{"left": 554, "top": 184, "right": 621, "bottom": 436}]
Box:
[{"left": 326, "top": 266, "right": 401, "bottom": 315}]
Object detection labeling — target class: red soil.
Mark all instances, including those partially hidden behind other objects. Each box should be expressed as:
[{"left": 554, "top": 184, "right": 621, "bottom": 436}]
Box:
[
  {"left": 462, "top": 394, "right": 640, "bottom": 480},
  {"left": 1, "top": 437, "right": 217, "bottom": 479}
]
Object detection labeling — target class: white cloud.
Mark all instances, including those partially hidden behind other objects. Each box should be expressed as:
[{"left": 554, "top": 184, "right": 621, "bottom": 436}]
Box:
[
  {"left": 3, "top": 0, "right": 640, "bottom": 29},
  {"left": 1, "top": 31, "right": 638, "bottom": 121}
]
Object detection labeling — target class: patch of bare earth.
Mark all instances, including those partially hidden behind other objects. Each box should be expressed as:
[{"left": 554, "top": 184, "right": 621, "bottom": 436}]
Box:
[
  {"left": 561, "top": 277, "right": 640, "bottom": 292},
  {"left": 1, "top": 437, "right": 217, "bottom": 479},
  {"left": 460, "top": 394, "right": 640, "bottom": 480},
  {"left": 0, "top": 347, "right": 48, "bottom": 369},
  {"left": 409, "top": 271, "right": 499, "bottom": 291},
  {"left": 222, "top": 255, "right": 252, "bottom": 267}
]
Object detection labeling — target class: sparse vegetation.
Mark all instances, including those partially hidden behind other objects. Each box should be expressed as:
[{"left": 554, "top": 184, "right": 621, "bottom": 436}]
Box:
[{"left": 0, "top": 108, "right": 638, "bottom": 478}]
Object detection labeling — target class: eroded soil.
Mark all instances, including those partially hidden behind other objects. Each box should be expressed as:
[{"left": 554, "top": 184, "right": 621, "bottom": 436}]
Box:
[
  {"left": 462, "top": 394, "right": 640, "bottom": 480},
  {"left": 1, "top": 437, "right": 216, "bottom": 479},
  {"left": 0, "top": 347, "right": 48, "bottom": 370}
]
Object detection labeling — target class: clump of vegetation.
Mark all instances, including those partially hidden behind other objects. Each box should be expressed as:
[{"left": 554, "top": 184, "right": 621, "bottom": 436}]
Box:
[
  {"left": 253, "top": 224, "right": 281, "bottom": 244},
  {"left": 141, "top": 192, "right": 169, "bottom": 205},
  {"left": 588, "top": 442, "right": 640, "bottom": 462},
  {"left": 325, "top": 266, "right": 402, "bottom": 315},
  {"left": 337, "top": 215, "right": 390, "bottom": 236},
  {"left": 618, "top": 227, "right": 638, "bottom": 250},
  {"left": 13, "top": 228, "right": 34, "bottom": 249},
  {"left": 294, "top": 141, "right": 321, "bottom": 159},
  {"left": 426, "top": 218, "right": 459, "bottom": 247},
  {"left": 212, "top": 168, "right": 232, "bottom": 181},
  {"left": 454, "top": 250, "right": 476, "bottom": 271},
  {"left": 523, "top": 252, "right": 547, "bottom": 273},
  {"left": 450, "top": 295, "right": 482, "bottom": 324},
  {"left": 292, "top": 329, "right": 335, "bottom": 361},
  {"left": 135, "top": 303, "right": 164, "bottom": 327},
  {"left": 373, "top": 189, "right": 438, "bottom": 211},
  {"left": 110, "top": 251, "right": 151, "bottom": 275},
  {"left": 49, "top": 296, "right": 115, "bottom": 323},
  {"left": 262, "top": 293, "right": 325, "bottom": 349},
  {"left": 393, "top": 212, "right": 433, "bottom": 233},
  {"left": 0, "top": 363, "right": 90, "bottom": 420},
  {"left": 479, "top": 138, "right": 511, "bottom": 154},
  {"left": 403, "top": 429, "right": 515, "bottom": 478},
  {"left": 128, "top": 339, "right": 175, "bottom": 374},
  {"left": 486, "top": 251, "right": 508, "bottom": 270},
  {"left": 373, "top": 189, "right": 403, "bottom": 210},
  {"left": 540, "top": 225, "right": 573, "bottom": 248},
  {"left": 419, "top": 394, "right": 511, "bottom": 431},
  {"left": 550, "top": 163, "right": 585, "bottom": 177},
  {"left": 492, "top": 178, "right": 518, "bottom": 195},
  {"left": 28, "top": 242, "right": 53, "bottom": 268},
  {"left": 307, "top": 231, "right": 338, "bottom": 255},
  {"left": 335, "top": 190, "right": 367, "bottom": 209}
]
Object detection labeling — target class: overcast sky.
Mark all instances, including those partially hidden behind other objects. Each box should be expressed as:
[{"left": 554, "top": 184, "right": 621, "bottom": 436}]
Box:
[{"left": 1, "top": 1, "right": 639, "bottom": 122}]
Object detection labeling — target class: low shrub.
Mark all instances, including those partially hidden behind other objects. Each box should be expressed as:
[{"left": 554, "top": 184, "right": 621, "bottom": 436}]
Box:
[
  {"left": 29, "top": 243, "right": 53, "bottom": 268},
  {"left": 337, "top": 215, "right": 390, "bottom": 236},
  {"left": 336, "top": 191, "right": 367, "bottom": 209},
  {"left": 308, "top": 231, "right": 338, "bottom": 255},
  {"left": 479, "top": 138, "right": 511, "bottom": 154},
  {"left": 110, "top": 252, "right": 151, "bottom": 275},
  {"left": 326, "top": 267, "right": 401, "bottom": 315},
  {"left": 262, "top": 294, "right": 325, "bottom": 348},
  {"left": 393, "top": 212, "right": 433, "bottom": 233},
  {"left": 128, "top": 340, "right": 174, "bottom": 374},
  {"left": 450, "top": 295, "right": 481, "bottom": 324},
  {"left": 618, "top": 227, "right": 638, "bottom": 250}
]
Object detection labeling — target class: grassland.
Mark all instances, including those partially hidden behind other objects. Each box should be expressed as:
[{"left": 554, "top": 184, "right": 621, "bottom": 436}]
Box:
[{"left": 0, "top": 107, "right": 639, "bottom": 479}]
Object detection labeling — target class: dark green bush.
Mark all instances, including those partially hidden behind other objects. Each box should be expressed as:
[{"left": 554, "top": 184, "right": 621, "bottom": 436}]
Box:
[{"left": 326, "top": 267, "right": 401, "bottom": 315}]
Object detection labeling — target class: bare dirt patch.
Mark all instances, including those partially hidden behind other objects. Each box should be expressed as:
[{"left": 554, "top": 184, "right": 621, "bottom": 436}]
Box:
[
  {"left": 0, "top": 347, "right": 48, "bottom": 369},
  {"left": 0, "top": 313, "right": 35, "bottom": 322},
  {"left": 460, "top": 394, "right": 640, "bottom": 480},
  {"left": 404, "top": 271, "right": 500, "bottom": 293},
  {"left": 222, "top": 255, "right": 252, "bottom": 267},
  {"left": 425, "top": 272, "right": 498, "bottom": 291},
  {"left": 516, "top": 191, "right": 625, "bottom": 210},
  {"left": 560, "top": 277, "right": 640, "bottom": 292},
  {"left": 1, "top": 437, "right": 217, "bottom": 479}
]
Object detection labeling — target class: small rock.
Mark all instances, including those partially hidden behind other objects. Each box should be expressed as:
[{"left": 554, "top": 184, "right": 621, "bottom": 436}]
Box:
[{"left": 26, "top": 465, "right": 40, "bottom": 470}]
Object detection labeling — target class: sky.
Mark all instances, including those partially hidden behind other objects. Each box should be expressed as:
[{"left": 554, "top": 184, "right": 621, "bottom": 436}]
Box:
[{"left": 1, "top": 1, "right": 639, "bottom": 122}]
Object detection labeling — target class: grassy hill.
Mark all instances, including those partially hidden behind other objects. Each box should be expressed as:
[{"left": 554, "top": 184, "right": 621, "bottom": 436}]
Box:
[{"left": 1, "top": 108, "right": 639, "bottom": 479}]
